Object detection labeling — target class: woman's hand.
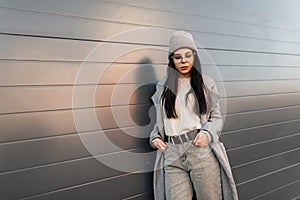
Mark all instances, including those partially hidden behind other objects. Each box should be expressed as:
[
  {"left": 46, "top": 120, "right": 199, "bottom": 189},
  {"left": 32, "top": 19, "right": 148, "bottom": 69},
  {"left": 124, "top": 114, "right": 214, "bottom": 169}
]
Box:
[
  {"left": 151, "top": 138, "right": 167, "bottom": 151},
  {"left": 192, "top": 131, "right": 210, "bottom": 146}
]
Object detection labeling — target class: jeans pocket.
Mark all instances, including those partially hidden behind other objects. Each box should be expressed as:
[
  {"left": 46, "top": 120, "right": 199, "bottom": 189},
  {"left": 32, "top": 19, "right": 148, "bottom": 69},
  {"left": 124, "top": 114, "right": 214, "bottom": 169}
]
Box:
[{"left": 192, "top": 145, "right": 212, "bottom": 159}]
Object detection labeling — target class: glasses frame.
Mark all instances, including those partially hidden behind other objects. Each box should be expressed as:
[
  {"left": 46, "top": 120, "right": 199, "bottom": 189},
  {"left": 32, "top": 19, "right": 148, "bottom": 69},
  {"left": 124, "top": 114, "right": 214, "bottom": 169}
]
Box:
[{"left": 171, "top": 51, "right": 197, "bottom": 64}]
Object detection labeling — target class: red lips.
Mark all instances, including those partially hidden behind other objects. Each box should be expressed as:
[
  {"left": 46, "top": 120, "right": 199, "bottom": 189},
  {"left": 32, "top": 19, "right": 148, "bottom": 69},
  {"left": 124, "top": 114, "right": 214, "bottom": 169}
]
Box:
[{"left": 181, "top": 66, "right": 188, "bottom": 70}]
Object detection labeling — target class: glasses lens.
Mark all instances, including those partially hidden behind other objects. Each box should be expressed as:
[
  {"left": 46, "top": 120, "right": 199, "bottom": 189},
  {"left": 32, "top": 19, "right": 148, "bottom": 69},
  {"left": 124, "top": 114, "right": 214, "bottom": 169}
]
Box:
[
  {"left": 185, "top": 52, "right": 193, "bottom": 58},
  {"left": 172, "top": 51, "right": 194, "bottom": 63}
]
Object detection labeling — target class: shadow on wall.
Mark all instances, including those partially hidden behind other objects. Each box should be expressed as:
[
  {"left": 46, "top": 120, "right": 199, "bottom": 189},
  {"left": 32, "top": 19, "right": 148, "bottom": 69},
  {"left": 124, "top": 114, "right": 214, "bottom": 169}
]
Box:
[
  {"left": 102, "top": 57, "right": 159, "bottom": 152},
  {"left": 129, "top": 57, "right": 157, "bottom": 127}
]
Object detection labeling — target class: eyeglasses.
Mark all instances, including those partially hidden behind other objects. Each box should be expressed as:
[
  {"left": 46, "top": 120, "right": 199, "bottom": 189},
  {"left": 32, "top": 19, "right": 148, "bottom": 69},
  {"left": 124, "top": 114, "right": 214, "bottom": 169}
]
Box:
[{"left": 171, "top": 51, "right": 196, "bottom": 64}]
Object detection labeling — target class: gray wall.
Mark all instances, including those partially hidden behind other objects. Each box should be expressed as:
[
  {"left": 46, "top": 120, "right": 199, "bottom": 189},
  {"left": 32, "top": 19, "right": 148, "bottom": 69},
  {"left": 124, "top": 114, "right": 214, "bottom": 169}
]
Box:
[{"left": 1, "top": 0, "right": 300, "bottom": 199}]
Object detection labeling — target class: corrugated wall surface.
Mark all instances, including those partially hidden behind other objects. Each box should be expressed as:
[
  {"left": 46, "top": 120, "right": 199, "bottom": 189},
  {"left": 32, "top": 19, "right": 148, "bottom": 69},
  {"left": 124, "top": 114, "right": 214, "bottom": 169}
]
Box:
[{"left": 0, "top": 0, "right": 300, "bottom": 199}]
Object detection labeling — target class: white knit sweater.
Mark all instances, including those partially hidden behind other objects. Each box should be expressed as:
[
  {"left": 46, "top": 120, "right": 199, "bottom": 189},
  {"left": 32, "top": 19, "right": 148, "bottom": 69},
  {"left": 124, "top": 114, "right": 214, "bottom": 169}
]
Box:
[{"left": 162, "top": 77, "right": 201, "bottom": 136}]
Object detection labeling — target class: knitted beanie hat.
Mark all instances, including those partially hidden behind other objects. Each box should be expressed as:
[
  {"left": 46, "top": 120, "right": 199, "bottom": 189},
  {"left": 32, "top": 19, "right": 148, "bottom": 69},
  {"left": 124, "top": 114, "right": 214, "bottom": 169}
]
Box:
[{"left": 169, "top": 31, "right": 198, "bottom": 55}]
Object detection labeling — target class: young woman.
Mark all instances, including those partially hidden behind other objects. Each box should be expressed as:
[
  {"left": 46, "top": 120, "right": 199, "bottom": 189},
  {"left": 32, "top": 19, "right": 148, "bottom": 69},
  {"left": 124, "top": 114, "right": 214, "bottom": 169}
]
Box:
[{"left": 150, "top": 31, "right": 238, "bottom": 200}]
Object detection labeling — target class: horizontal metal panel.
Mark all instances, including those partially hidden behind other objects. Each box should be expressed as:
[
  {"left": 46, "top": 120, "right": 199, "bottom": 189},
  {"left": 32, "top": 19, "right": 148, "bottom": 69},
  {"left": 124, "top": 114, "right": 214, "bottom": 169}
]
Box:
[
  {"left": 105, "top": 0, "right": 300, "bottom": 33},
  {"left": 223, "top": 106, "right": 300, "bottom": 132},
  {"left": 226, "top": 93, "right": 300, "bottom": 114},
  {"left": 232, "top": 148, "right": 300, "bottom": 184},
  {"left": 0, "top": 60, "right": 79, "bottom": 86},
  {"left": 0, "top": 35, "right": 168, "bottom": 63},
  {"left": 0, "top": 156, "right": 129, "bottom": 199},
  {"left": 2, "top": 60, "right": 300, "bottom": 87},
  {"left": 0, "top": 61, "right": 166, "bottom": 86},
  {"left": 256, "top": 179, "right": 300, "bottom": 200},
  {"left": 0, "top": 0, "right": 299, "bottom": 199},
  {"left": 227, "top": 133, "right": 300, "bottom": 167},
  {"left": 215, "top": 65, "right": 300, "bottom": 82},
  {"left": 0, "top": 35, "right": 98, "bottom": 61},
  {"left": 0, "top": 110, "right": 76, "bottom": 143},
  {"left": 0, "top": 104, "right": 299, "bottom": 143},
  {"left": 98, "top": 100, "right": 300, "bottom": 132},
  {"left": 1, "top": 6, "right": 300, "bottom": 55},
  {"left": 237, "top": 164, "right": 300, "bottom": 199},
  {"left": 1, "top": 81, "right": 299, "bottom": 114},
  {"left": 221, "top": 119, "right": 300, "bottom": 149},
  {"left": 22, "top": 173, "right": 153, "bottom": 200},
  {"left": 1, "top": 1, "right": 300, "bottom": 47},
  {"left": 221, "top": 80, "right": 300, "bottom": 97},
  {"left": 0, "top": 134, "right": 87, "bottom": 173},
  {"left": 2, "top": 35, "right": 300, "bottom": 67},
  {"left": 0, "top": 85, "right": 156, "bottom": 114},
  {"left": 123, "top": 192, "right": 153, "bottom": 200},
  {"left": 0, "top": 127, "right": 149, "bottom": 173},
  {"left": 0, "top": 7, "right": 139, "bottom": 42},
  {"left": 0, "top": 86, "right": 74, "bottom": 114},
  {"left": 208, "top": 49, "right": 300, "bottom": 66},
  {"left": 193, "top": 32, "right": 300, "bottom": 55},
  {"left": 0, "top": 105, "right": 156, "bottom": 143},
  {"left": 0, "top": 134, "right": 88, "bottom": 173}
]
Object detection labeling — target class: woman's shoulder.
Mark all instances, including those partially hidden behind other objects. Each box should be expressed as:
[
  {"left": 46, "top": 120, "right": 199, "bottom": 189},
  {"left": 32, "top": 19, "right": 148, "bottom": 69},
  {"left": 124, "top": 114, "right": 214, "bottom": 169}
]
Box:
[
  {"left": 202, "top": 75, "right": 216, "bottom": 89},
  {"left": 157, "top": 76, "right": 167, "bottom": 86},
  {"left": 151, "top": 76, "right": 167, "bottom": 102},
  {"left": 203, "top": 75, "right": 222, "bottom": 101}
]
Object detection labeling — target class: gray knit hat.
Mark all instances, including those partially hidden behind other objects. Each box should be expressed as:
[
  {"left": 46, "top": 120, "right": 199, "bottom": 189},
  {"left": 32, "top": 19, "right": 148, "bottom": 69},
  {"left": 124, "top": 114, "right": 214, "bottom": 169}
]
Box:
[{"left": 169, "top": 31, "right": 197, "bottom": 55}]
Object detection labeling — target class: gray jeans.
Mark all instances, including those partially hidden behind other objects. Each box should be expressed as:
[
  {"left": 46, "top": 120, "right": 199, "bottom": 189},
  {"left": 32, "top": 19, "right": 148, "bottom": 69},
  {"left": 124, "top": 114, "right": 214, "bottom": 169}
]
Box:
[{"left": 162, "top": 141, "right": 222, "bottom": 200}]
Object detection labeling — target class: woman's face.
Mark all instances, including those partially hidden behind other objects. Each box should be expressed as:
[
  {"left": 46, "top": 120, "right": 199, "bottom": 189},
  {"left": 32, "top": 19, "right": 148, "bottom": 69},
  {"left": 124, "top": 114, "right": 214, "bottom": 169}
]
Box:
[{"left": 172, "top": 48, "right": 194, "bottom": 78}]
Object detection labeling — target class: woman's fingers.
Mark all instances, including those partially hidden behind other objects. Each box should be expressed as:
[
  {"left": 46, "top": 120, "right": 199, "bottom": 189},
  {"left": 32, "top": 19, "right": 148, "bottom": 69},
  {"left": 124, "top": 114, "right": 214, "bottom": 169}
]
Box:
[
  {"left": 193, "top": 132, "right": 209, "bottom": 146},
  {"left": 192, "top": 133, "right": 200, "bottom": 144},
  {"left": 152, "top": 138, "right": 167, "bottom": 151}
]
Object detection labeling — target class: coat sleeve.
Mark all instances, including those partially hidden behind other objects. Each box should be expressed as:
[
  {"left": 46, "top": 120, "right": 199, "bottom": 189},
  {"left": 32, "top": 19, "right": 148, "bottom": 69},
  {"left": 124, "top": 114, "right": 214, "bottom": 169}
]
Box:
[
  {"left": 201, "top": 77, "right": 224, "bottom": 144},
  {"left": 149, "top": 80, "right": 165, "bottom": 149},
  {"left": 149, "top": 123, "right": 162, "bottom": 148}
]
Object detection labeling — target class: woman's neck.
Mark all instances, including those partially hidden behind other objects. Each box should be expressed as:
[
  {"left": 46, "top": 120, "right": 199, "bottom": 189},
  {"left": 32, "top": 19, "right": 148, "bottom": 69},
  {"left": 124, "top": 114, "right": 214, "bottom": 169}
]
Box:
[{"left": 178, "top": 74, "right": 191, "bottom": 79}]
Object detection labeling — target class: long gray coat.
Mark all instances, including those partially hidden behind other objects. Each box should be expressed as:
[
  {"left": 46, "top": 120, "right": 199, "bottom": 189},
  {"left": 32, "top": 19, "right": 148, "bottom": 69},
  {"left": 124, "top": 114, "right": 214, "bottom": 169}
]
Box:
[{"left": 149, "top": 75, "right": 239, "bottom": 200}]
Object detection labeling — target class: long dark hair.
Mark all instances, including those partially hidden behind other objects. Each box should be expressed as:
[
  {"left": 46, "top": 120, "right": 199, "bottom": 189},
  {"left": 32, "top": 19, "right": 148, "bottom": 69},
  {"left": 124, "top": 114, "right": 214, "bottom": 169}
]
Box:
[{"left": 161, "top": 49, "right": 208, "bottom": 118}]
